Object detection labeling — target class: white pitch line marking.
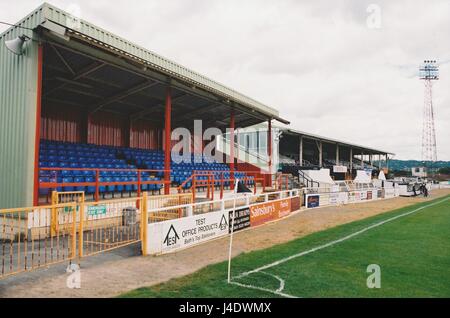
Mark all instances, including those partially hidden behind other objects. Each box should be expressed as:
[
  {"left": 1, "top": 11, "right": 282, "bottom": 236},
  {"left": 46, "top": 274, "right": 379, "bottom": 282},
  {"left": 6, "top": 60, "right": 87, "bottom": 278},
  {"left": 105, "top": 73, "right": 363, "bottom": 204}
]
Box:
[
  {"left": 229, "top": 280, "right": 297, "bottom": 298},
  {"left": 232, "top": 197, "right": 449, "bottom": 288},
  {"left": 260, "top": 271, "right": 286, "bottom": 293},
  {"left": 229, "top": 270, "right": 294, "bottom": 298}
]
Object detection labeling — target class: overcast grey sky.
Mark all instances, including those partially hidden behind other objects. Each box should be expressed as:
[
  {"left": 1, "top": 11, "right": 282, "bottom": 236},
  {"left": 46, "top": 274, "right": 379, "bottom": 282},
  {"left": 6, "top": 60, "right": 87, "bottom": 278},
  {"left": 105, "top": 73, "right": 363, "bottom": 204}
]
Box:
[{"left": 1, "top": 0, "right": 449, "bottom": 160}]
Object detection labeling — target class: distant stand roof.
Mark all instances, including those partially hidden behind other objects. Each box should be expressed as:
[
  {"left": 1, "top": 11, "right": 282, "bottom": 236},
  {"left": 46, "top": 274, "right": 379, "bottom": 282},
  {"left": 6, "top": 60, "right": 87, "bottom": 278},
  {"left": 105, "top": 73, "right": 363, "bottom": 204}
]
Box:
[{"left": 248, "top": 122, "right": 395, "bottom": 155}]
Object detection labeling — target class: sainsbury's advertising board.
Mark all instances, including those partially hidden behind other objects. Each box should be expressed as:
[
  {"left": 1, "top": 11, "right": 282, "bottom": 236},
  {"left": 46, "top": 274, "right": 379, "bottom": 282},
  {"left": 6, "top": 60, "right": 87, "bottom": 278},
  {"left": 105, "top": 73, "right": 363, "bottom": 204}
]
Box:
[{"left": 249, "top": 199, "right": 291, "bottom": 226}]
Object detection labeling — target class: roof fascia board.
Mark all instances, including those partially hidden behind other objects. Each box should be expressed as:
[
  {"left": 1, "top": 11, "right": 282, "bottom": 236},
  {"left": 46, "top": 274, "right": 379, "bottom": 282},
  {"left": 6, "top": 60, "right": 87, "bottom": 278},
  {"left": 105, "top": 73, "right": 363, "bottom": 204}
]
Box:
[{"left": 38, "top": 3, "right": 280, "bottom": 119}]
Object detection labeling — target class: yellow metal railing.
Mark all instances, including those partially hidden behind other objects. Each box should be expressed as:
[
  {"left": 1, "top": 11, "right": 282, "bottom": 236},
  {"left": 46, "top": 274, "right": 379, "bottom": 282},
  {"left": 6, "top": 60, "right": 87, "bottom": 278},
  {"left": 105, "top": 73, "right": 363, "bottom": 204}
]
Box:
[
  {"left": 0, "top": 191, "right": 192, "bottom": 279},
  {"left": 0, "top": 202, "right": 78, "bottom": 279},
  {"left": 81, "top": 196, "right": 143, "bottom": 257},
  {"left": 147, "top": 192, "right": 193, "bottom": 222},
  {"left": 56, "top": 191, "right": 85, "bottom": 204}
]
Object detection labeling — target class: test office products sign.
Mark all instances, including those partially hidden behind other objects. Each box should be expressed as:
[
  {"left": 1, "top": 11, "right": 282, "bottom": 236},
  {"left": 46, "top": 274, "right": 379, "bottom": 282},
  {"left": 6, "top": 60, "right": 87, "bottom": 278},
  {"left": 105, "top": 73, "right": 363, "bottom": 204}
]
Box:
[{"left": 147, "top": 210, "right": 229, "bottom": 254}]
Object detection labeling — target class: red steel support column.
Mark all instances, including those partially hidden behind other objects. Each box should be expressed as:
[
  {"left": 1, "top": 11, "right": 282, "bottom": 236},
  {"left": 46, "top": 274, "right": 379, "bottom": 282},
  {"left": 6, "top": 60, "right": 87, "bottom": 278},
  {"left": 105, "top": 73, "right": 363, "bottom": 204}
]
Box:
[
  {"left": 211, "top": 175, "right": 214, "bottom": 201},
  {"left": 267, "top": 119, "right": 272, "bottom": 187},
  {"left": 136, "top": 170, "right": 141, "bottom": 209},
  {"left": 95, "top": 170, "right": 100, "bottom": 202},
  {"left": 192, "top": 177, "right": 196, "bottom": 202},
  {"left": 206, "top": 175, "right": 210, "bottom": 199},
  {"left": 137, "top": 170, "right": 141, "bottom": 197},
  {"left": 164, "top": 87, "right": 172, "bottom": 195},
  {"left": 33, "top": 44, "right": 44, "bottom": 206},
  {"left": 230, "top": 109, "right": 235, "bottom": 190},
  {"left": 220, "top": 172, "right": 224, "bottom": 199},
  {"left": 236, "top": 128, "right": 239, "bottom": 163}
]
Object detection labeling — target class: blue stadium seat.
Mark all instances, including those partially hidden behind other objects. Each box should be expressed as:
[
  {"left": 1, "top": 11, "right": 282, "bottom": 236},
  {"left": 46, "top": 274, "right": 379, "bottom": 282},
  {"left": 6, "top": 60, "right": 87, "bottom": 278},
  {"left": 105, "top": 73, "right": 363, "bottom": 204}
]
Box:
[
  {"left": 106, "top": 177, "right": 115, "bottom": 193},
  {"left": 125, "top": 177, "right": 133, "bottom": 193},
  {"left": 115, "top": 177, "right": 124, "bottom": 194},
  {"left": 62, "top": 177, "right": 74, "bottom": 192},
  {"left": 98, "top": 177, "right": 106, "bottom": 194},
  {"left": 131, "top": 177, "right": 138, "bottom": 191},
  {"left": 61, "top": 170, "right": 73, "bottom": 177},
  {"left": 74, "top": 177, "right": 85, "bottom": 192},
  {"left": 141, "top": 177, "right": 149, "bottom": 191},
  {"left": 39, "top": 177, "right": 50, "bottom": 196}
]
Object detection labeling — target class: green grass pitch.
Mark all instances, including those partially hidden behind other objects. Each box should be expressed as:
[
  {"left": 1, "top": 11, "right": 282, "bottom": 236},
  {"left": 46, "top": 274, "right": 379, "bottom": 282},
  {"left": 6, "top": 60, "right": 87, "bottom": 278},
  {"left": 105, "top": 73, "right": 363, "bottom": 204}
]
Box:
[{"left": 122, "top": 195, "right": 450, "bottom": 298}]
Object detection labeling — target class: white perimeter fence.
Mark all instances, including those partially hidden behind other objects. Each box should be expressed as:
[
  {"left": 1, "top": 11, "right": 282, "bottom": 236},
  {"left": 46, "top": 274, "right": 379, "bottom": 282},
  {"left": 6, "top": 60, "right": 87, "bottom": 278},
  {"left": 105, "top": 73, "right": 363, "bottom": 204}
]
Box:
[
  {"left": 144, "top": 181, "right": 449, "bottom": 255},
  {"left": 146, "top": 189, "right": 301, "bottom": 255}
]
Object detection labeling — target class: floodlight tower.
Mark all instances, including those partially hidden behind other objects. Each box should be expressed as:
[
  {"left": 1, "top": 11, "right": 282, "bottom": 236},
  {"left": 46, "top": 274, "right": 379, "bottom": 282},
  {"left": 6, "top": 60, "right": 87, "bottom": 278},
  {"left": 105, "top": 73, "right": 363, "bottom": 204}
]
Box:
[{"left": 419, "top": 60, "right": 439, "bottom": 164}]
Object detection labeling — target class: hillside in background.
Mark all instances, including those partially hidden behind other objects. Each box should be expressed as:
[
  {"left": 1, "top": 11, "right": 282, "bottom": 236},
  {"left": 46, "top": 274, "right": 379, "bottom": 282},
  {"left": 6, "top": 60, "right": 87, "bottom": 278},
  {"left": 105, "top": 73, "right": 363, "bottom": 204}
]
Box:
[{"left": 374, "top": 160, "right": 450, "bottom": 171}]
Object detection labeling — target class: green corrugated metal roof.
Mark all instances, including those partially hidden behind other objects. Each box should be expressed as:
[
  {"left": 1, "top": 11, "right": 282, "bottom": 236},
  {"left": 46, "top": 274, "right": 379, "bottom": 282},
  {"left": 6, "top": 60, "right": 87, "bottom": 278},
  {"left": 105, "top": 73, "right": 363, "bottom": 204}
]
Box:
[
  {"left": 0, "top": 5, "right": 45, "bottom": 40},
  {"left": 2, "top": 2, "right": 281, "bottom": 120}
]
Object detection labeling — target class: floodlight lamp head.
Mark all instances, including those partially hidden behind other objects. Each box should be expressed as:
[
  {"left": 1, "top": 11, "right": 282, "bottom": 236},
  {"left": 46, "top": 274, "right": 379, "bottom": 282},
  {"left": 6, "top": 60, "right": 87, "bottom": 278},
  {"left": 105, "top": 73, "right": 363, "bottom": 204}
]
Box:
[{"left": 4, "top": 35, "right": 30, "bottom": 55}]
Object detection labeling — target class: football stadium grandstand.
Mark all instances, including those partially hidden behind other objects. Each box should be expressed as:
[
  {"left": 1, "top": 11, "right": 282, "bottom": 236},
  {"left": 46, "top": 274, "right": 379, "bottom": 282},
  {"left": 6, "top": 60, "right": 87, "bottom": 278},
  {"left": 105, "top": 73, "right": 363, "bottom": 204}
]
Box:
[
  {"left": 0, "top": 2, "right": 407, "bottom": 214},
  {"left": 0, "top": 3, "right": 286, "bottom": 209},
  {"left": 8, "top": 3, "right": 444, "bottom": 283},
  {"left": 0, "top": 3, "right": 400, "bottom": 210}
]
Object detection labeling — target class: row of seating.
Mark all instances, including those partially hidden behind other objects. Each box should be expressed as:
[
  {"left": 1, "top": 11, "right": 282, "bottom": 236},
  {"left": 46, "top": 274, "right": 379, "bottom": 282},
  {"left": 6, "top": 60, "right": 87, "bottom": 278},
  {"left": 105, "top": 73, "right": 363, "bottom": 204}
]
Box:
[
  {"left": 40, "top": 155, "right": 122, "bottom": 163},
  {"left": 40, "top": 150, "right": 117, "bottom": 157},
  {"left": 40, "top": 146, "right": 130, "bottom": 175},
  {"left": 122, "top": 147, "right": 240, "bottom": 186},
  {"left": 40, "top": 170, "right": 150, "bottom": 178},
  {"left": 40, "top": 162, "right": 131, "bottom": 170},
  {"left": 39, "top": 176, "right": 163, "bottom": 196},
  {"left": 39, "top": 140, "right": 252, "bottom": 197},
  {"left": 40, "top": 141, "right": 119, "bottom": 153}
]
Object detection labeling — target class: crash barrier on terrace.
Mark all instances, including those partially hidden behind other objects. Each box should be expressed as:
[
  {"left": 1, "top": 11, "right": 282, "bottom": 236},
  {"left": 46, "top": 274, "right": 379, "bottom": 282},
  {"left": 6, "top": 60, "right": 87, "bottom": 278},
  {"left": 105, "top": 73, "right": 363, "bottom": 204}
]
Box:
[
  {"left": 177, "top": 170, "right": 263, "bottom": 202},
  {"left": 275, "top": 174, "right": 292, "bottom": 191},
  {"left": 39, "top": 168, "right": 168, "bottom": 203},
  {"left": 39, "top": 167, "right": 266, "bottom": 204},
  {"left": 0, "top": 192, "right": 192, "bottom": 279}
]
